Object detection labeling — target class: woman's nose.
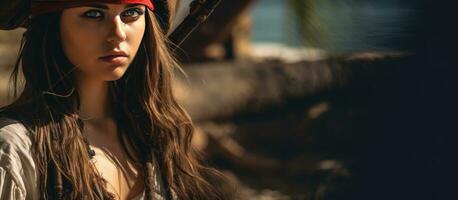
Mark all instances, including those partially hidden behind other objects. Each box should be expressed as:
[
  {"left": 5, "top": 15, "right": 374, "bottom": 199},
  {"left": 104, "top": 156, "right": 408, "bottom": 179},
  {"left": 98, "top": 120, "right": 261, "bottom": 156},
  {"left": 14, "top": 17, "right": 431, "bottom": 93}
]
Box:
[{"left": 106, "top": 16, "right": 127, "bottom": 44}]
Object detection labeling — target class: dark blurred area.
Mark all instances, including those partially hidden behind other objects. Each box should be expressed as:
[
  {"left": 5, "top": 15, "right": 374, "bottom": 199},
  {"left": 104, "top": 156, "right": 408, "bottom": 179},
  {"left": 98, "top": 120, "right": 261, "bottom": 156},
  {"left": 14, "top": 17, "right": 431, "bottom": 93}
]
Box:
[{"left": 1, "top": 0, "right": 457, "bottom": 199}]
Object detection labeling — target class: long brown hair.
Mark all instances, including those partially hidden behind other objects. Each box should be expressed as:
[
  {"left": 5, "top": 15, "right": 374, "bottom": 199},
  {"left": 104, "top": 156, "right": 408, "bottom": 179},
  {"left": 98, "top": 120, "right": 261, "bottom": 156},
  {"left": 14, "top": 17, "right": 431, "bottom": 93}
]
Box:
[{"left": 0, "top": 8, "right": 230, "bottom": 200}]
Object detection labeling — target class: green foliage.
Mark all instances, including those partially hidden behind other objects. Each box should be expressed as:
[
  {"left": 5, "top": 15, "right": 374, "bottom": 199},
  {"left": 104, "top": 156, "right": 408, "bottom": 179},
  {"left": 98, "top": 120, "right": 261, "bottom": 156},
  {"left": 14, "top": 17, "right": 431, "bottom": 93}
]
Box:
[{"left": 287, "top": 0, "right": 326, "bottom": 47}]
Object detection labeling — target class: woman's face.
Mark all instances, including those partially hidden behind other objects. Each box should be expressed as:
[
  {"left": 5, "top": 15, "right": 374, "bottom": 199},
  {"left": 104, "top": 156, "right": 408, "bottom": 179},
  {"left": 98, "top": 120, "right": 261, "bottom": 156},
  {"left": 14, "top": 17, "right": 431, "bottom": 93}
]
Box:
[{"left": 60, "top": 3, "right": 146, "bottom": 81}]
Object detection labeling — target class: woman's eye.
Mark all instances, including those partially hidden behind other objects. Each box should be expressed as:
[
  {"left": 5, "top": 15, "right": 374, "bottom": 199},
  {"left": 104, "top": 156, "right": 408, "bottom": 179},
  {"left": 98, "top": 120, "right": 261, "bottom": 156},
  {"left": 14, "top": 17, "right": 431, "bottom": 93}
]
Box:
[
  {"left": 83, "top": 10, "right": 103, "bottom": 19},
  {"left": 122, "top": 8, "right": 144, "bottom": 20}
]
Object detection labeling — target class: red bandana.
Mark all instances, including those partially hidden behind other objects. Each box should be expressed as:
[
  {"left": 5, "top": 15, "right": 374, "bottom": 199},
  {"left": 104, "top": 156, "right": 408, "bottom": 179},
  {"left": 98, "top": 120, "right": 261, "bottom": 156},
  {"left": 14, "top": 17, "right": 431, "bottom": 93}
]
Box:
[{"left": 31, "top": 0, "right": 155, "bottom": 16}]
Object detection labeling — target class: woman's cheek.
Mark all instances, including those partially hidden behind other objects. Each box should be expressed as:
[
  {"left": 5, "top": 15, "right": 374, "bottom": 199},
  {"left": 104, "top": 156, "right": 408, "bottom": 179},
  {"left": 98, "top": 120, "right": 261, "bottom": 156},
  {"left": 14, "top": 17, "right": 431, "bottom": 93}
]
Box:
[
  {"left": 128, "top": 18, "right": 146, "bottom": 58},
  {"left": 62, "top": 26, "right": 100, "bottom": 71}
]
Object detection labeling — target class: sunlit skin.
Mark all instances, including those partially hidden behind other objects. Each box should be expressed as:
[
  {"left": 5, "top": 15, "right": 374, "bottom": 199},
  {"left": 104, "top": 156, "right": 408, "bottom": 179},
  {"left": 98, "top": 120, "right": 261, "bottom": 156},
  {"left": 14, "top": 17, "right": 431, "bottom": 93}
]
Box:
[{"left": 60, "top": 3, "right": 147, "bottom": 199}]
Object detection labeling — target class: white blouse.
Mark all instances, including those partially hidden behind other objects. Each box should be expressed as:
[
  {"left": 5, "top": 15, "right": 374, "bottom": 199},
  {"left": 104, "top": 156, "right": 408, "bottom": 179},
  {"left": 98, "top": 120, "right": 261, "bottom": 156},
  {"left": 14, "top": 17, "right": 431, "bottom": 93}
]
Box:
[
  {"left": 0, "top": 117, "right": 39, "bottom": 200},
  {"left": 0, "top": 117, "right": 170, "bottom": 200}
]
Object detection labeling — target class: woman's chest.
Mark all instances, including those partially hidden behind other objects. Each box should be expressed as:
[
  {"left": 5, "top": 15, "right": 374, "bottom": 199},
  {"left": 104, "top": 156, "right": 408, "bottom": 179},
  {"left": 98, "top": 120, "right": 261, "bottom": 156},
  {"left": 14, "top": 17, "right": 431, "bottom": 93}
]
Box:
[
  {"left": 84, "top": 123, "right": 144, "bottom": 199},
  {"left": 90, "top": 145, "right": 145, "bottom": 200}
]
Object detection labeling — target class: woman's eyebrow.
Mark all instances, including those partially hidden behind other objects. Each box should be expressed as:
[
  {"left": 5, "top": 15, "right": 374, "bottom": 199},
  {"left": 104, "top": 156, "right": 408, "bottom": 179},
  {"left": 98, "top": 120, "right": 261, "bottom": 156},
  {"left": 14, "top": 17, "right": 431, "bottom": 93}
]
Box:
[{"left": 83, "top": 4, "right": 141, "bottom": 9}]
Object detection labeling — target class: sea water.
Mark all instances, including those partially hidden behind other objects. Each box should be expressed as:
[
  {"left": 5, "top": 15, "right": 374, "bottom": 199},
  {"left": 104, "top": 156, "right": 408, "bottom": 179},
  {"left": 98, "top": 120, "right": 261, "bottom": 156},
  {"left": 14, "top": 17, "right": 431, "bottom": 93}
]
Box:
[{"left": 251, "top": 0, "right": 416, "bottom": 53}]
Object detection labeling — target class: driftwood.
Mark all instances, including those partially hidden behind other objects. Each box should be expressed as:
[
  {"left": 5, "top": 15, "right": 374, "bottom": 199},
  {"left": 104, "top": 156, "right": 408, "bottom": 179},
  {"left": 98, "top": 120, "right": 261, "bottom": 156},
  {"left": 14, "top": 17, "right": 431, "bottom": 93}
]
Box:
[
  {"left": 176, "top": 0, "right": 257, "bottom": 61},
  {"left": 181, "top": 46, "right": 456, "bottom": 199},
  {"left": 174, "top": 52, "right": 404, "bottom": 122},
  {"left": 180, "top": 0, "right": 256, "bottom": 44},
  {"left": 174, "top": 52, "right": 407, "bottom": 183}
]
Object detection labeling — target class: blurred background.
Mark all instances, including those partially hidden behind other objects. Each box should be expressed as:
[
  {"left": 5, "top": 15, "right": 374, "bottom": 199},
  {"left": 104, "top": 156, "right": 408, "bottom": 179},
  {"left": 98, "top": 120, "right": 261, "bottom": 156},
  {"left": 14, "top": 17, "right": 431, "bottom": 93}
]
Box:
[{"left": 1, "top": 0, "right": 456, "bottom": 199}]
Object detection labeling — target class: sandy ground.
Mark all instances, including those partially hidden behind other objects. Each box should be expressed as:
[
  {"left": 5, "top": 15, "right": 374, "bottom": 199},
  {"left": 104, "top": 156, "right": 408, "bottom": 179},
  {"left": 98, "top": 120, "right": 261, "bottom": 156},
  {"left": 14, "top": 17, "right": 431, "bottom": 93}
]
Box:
[
  {"left": 0, "top": 30, "right": 24, "bottom": 106},
  {"left": 0, "top": 29, "right": 23, "bottom": 106}
]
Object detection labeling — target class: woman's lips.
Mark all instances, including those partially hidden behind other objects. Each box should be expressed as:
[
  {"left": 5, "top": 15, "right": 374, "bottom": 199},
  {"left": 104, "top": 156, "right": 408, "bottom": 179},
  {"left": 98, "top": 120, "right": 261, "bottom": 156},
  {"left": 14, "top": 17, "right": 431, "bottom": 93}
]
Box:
[{"left": 99, "top": 55, "right": 128, "bottom": 65}]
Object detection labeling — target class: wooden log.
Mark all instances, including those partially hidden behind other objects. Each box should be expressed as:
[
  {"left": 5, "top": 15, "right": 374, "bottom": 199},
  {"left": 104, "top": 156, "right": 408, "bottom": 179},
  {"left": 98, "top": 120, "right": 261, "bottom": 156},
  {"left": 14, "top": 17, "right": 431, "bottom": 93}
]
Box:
[
  {"left": 174, "top": 52, "right": 405, "bottom": 122},
  {"left": 175, "top": 0, "right": 257, "bottom": 61}
]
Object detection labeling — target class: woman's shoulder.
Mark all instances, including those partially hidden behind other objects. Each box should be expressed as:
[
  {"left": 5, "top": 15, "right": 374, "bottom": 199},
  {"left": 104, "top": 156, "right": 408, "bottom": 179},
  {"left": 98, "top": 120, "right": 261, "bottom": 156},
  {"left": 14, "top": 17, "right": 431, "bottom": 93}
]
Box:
[
  {"left": 0, "top": 116, "right": 34, "bottom": 151},
  {"left": 0, "top": 116, "right": 39, "bottom": 199}
]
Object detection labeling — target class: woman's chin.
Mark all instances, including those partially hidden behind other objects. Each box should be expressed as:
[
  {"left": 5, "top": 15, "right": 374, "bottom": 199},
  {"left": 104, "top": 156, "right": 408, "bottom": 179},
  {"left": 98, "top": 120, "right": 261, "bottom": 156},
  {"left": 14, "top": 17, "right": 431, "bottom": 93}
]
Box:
[{"left": 103, "top": 67, "right": 128, "bottom": 81}]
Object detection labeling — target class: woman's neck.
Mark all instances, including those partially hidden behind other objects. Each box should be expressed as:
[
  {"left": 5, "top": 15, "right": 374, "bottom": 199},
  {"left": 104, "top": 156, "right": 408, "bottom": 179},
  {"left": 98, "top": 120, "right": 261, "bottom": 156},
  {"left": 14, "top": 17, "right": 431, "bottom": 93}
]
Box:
[{"left": 77, "top": 75, "right": 111, "bottom": 120}]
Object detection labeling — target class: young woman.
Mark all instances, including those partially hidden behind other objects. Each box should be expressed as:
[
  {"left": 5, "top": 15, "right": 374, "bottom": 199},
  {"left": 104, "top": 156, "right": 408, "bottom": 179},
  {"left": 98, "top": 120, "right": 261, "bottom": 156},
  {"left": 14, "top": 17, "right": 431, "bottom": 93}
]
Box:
[{"left": 0, "top": 0, "right": 229, "bottom": 199}]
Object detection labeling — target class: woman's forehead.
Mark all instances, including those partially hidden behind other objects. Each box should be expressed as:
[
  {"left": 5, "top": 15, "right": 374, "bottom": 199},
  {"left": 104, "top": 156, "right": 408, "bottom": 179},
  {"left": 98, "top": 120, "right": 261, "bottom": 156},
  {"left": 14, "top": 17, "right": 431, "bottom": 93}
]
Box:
[
  {"left": 71, "top": 3, "right": 146, "bottom": 10},
  {"left": 31, "top": 0, "right": 154, "bottom": 16}
]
